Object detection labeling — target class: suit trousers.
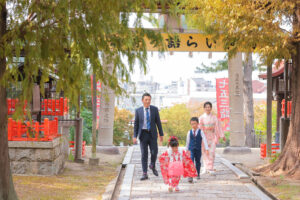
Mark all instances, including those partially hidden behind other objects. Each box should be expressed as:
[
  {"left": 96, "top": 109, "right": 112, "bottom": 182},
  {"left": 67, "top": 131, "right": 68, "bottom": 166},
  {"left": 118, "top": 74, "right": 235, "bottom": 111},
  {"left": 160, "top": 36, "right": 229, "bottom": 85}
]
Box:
[
  {"left": 140, "top": 130, "right": 158, "bottom": 174},
  {"left": 190, "top": 149, "right": 202, "bottom": 176}
]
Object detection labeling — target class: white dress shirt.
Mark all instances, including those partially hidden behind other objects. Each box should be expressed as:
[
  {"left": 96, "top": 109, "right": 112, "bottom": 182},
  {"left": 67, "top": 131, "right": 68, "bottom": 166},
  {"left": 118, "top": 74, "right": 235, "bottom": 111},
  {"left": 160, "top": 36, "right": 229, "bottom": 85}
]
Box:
[
  {"left": 142, "top": 106, "right": 151, "bottom": 130},
  {"left": 186, "top": 129, "right": 209, "bottom": 150}
]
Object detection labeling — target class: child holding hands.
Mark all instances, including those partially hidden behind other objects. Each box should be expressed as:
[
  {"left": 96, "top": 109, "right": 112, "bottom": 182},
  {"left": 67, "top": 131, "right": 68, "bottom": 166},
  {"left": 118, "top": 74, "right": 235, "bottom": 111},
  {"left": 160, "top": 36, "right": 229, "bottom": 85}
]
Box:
[
  {"left": 186, "top": 117, "right": 209, "bottom": 182},
  {"left": 159, "top": 136, "right": 197, "bottom": 192}
]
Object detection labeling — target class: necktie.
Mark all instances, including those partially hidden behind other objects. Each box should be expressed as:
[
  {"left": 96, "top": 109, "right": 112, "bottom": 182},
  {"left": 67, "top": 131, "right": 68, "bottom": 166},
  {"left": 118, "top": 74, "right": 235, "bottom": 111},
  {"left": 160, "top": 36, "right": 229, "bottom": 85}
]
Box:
[
  {"left": 146, "top": 108, "right": 150, "bottom": 130},
  {"left": 193, "top": 130, "right": 196, "bottom": 137}
]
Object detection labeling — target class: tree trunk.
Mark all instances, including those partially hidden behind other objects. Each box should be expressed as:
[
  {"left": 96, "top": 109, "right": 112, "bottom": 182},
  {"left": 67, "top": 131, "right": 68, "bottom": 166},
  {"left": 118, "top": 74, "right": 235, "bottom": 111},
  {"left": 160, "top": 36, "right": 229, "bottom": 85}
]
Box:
[
  {"left": 0, "top": 2, "right": 18, "bottom": 199},
  {"left": 258, "top": 6, "right": 300, "bottom": 178},
  {"left": 92, "top": 74, "right": 97, "bottom": 158},
  {"left": 262, "top": 43, "right": 300, "bottom": 179},
  {"left": 244, "top": 53, "right": 255, "bottom": 147}
]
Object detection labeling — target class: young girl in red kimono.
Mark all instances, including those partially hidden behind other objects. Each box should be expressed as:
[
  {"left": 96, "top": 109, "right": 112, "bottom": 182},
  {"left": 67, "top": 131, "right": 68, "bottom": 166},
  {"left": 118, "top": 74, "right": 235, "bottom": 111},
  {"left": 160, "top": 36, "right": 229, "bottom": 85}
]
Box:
[{"left": 159, "top": 136, "right": 197, "bottom": 192}]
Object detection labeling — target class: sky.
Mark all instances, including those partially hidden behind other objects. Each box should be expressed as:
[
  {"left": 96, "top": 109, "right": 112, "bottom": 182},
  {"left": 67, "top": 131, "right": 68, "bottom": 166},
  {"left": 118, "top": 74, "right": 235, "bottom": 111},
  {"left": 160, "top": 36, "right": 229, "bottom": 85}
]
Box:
[{"left": 131, "top": 52, "right": 264, "bottom": 86}]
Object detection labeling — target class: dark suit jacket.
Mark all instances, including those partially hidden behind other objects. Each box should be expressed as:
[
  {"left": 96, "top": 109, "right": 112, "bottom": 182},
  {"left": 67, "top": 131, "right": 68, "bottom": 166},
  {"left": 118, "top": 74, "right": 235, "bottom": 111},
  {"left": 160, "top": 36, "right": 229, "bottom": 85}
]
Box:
[{"left": 134, "top": 105, "right": 164, "bottom": 139}]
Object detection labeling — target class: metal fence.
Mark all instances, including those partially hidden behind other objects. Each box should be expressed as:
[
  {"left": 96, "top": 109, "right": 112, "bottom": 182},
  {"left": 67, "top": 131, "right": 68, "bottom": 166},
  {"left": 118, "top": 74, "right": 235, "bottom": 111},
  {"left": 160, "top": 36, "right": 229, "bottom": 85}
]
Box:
[{"left": 253, "top": 129, "right": 266, "bottom": 148}]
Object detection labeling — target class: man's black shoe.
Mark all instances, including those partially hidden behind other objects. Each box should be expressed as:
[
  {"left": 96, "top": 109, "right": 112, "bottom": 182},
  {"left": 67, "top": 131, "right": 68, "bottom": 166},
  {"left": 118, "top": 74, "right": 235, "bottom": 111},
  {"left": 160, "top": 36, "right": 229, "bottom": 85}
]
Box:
[
  {"left": 149, "top": 164, "right": 159, "bottom": 176},
  {"left": 152, "top": 168, "right": 159, "bottom": 176},
  {"left": 197, "top": 175, "right": 201, "bottom": 180},
  {"left": 140, "top": 174, "right": 149, "bottom": 181}
]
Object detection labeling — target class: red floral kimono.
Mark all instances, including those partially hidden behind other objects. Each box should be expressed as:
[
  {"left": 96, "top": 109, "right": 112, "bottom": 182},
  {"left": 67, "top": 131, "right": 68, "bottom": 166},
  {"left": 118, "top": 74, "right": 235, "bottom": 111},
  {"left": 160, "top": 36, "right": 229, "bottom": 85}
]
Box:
[{"left": 159, "top": 149, "right": 197, "bottom": 187}]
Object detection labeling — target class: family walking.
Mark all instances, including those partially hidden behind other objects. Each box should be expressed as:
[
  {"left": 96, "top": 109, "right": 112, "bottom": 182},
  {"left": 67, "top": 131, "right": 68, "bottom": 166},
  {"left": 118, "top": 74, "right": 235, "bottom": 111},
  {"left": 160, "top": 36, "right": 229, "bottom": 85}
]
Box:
[{"left": 133, "top": 93, "right": 225, "bottom": 191}]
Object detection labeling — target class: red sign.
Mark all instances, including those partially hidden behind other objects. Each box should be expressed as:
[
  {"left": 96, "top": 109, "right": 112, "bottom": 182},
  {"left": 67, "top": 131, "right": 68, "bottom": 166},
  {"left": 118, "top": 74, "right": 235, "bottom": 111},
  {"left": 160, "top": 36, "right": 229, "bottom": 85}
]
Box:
[
  {"left": 91, "top": 76, "right": 101, "bottom": 129},
  {"left": 216, "top": 78, "right": 230, "bottom": 132}
]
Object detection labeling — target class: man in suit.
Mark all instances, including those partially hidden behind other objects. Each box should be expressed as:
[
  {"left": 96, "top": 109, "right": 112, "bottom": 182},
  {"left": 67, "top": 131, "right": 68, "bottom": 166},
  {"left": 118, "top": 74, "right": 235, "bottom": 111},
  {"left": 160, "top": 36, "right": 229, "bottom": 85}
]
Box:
[{"left": 133, "top": 93, "right": 164, "bottom": 180}]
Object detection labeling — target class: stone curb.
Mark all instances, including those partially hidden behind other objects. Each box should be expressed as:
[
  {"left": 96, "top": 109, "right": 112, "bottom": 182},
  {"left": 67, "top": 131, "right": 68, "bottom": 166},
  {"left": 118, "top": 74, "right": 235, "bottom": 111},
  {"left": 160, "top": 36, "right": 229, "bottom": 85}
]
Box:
[
  {"left": 217, "top": 154, "right": 249, "bottom": 179},
  {"left": 122, "top": 146, "right": 134, "bottom": 167},
  {"left": 118, "top": 164, "right": 135, "bottom": 200},
  {"left": 251, "top": 178, "right": 279, "bottom": 200},
  {"left": 218, "top": 155, "right": 277, "bottom": 200},
  {"left": 235, "top": 163, "right": 279, "bottom": 200},
  {"left": 102, "top": 146, "right": 131, "bottom": 200},
  {"left": 102, "top": 165, "right": 123, "bottom": 200},
  {"left": 245, "top": 183, "right": 272, "bottom": 200}
]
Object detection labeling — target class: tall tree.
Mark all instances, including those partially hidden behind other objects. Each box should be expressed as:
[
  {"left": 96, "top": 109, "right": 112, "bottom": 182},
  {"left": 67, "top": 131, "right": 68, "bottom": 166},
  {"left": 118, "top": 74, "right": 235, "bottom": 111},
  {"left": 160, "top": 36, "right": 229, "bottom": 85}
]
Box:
[
  {"left": 0, "top": 1, "right": 168, "bottom": 199},
  {"left": 160, "top": 104, "right": 191, "bottom": 145},
  {"left": 182, "top": 0, "right": 300, "bottom": 178},
  {"left": 113, "top": 107, "right": 134, "bottom": 146}
]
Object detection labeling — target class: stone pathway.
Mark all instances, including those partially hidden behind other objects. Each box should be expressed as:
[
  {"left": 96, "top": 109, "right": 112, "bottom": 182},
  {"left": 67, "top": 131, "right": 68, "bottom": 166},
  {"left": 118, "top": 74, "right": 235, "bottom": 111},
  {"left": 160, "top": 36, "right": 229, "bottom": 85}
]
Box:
[{"left": 119, "top": 146, "right": 271, "bottom": 200}]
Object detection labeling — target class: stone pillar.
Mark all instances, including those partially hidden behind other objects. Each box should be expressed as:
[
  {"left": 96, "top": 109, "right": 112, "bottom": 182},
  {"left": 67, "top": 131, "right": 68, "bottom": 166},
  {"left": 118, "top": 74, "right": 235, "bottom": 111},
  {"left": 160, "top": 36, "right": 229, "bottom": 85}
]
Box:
[
  {"left": 224, "top": 53, "right": 251, "bottom": 154},
  {"left": 97, "top": 55, "right": 119, "bottom": 155},
  {"left": 98, "top": 83, "right": 115, "bottom": 146},
  {"left": 61, "top": 126, "right": 70, "bottom": 161}
]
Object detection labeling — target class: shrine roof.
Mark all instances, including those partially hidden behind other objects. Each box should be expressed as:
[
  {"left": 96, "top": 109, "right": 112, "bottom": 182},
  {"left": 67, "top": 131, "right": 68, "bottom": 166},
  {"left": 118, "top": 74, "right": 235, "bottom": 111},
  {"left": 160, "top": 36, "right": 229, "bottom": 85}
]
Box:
[{"left": 258, "top": 61, "right": 284, "bottom": 79}]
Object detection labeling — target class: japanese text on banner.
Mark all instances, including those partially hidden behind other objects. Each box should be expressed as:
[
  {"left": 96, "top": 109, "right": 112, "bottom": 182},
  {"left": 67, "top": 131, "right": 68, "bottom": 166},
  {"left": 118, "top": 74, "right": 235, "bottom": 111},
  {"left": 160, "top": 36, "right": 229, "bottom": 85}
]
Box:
[
  {"left": 91, "top": 76, "right": 101, "bottom": 129},
  {"left": 216, "top": 78, "right": 230, "bottom": 132}
]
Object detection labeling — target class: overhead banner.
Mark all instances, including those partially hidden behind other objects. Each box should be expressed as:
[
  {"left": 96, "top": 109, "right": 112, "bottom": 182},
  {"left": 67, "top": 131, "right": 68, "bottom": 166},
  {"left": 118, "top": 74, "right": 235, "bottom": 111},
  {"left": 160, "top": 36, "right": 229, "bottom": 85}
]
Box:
[
  {"left": 216, "top": 78, "right": 230, "bottom": 132},
  {"left": 145, "top": 33, "right": 224, "bottom": 52},
  {"left": 91, "top": 76, "right": 101, "bottom": 129}
]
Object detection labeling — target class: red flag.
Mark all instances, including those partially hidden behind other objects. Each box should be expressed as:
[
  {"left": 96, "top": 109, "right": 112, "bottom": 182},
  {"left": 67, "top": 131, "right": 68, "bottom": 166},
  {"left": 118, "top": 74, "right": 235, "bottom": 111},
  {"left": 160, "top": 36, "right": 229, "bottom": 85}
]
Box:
[
  {"left": 216, "top": 78, "right": 230, "bottom": 132},
  {"left": 91, "top": 75, "right": 101, "bottom": 129}
]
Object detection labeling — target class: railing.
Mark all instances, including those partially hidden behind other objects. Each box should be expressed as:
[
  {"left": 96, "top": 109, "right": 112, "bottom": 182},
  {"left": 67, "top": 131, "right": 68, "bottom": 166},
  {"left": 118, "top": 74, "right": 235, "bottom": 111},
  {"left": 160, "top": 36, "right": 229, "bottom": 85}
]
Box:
[
  {"left": 260, "top": 143, "right": 280, "bottom": 159},
  {"left": 41, "top": 98, "right": 69, "bottom": 116},
  {"left": 7, "top": 97, "right": 69, "bottom": 116},
  {"left": 7, "top": 117, "right": 60, "bottom": 141},
  {"left": 281, "top": 99, "right": 292, "bottom": 118},
  {"left": 253, "top": 130, "right": 266, "bottom": 148},
  {"left": 69, "top": 141, "right": 86, "bottom": 157},
  {"left": 7, "top": 99, "right": 27, "bottom": 115}
]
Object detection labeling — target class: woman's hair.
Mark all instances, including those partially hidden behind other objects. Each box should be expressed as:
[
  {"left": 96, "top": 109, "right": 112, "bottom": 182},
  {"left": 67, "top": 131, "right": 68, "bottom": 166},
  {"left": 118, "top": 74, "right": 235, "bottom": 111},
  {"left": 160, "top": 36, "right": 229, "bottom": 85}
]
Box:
[
  {"left": 168, "top": 136, "right": 179, "bottom": 147},
  {"left": 203, "top": 101, "right": 212, "bottom": 108}
]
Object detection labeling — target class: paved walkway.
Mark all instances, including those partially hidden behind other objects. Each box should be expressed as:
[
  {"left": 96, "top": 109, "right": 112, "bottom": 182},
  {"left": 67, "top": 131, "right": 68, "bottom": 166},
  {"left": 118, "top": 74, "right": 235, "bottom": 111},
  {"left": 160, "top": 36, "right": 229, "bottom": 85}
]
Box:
[{"left": 119, "top": 146, "right": 271, "bottom": 200}]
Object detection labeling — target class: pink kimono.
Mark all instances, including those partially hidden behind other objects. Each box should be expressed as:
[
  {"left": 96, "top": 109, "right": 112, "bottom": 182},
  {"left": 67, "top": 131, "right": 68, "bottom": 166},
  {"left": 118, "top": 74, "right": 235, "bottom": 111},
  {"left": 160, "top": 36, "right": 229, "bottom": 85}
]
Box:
[
  {"left": 199, "top": 113, "right": 224, "bottom": 171},
  {"left": 159, "top": 150, "right": 197, "bottom": 187}
]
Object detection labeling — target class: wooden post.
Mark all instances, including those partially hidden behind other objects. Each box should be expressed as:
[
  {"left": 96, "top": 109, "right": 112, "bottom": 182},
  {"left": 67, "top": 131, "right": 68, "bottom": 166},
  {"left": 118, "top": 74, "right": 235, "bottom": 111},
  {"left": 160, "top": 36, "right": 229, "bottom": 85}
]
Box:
[
  {"left": 284, "top": 61, "right": 288, "bottom": 119},
  {"left": 75, "top": 95, "right": 84, "bottom": 162},
  {"left": 44, "top": 118, "right": 49, "bottom": 141},
  {"left": 75, "top": 117, "right": 83, "bottom": 162},
  {"left": 280, "top": 61, "right": 290, "bottom": 150},
  {"left": 35, "top": 122, "right": 39, "bottom": 140},
  {"left": 267, "top": 63, "right": 272, "bottom": 157}
]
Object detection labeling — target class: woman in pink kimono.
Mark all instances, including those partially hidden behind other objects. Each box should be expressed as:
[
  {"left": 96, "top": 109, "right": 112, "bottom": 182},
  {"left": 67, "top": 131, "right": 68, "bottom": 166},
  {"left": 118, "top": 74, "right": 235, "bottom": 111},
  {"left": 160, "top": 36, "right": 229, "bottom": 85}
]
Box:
[{"left": 199, "top": 102, "right": 225, "bottom": 174}]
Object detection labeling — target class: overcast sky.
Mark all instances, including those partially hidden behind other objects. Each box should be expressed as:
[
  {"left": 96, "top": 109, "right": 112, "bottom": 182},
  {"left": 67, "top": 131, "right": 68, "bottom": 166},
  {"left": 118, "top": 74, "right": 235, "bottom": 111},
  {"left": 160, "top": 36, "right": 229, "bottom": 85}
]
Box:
[{"left": 131, "top": 52, "right": 264, "bottom": 86}]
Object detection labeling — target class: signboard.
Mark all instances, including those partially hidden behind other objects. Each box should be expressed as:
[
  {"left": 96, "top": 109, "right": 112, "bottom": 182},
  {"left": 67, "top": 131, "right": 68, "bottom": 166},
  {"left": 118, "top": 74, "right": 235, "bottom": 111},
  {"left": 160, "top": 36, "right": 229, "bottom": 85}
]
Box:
[
  {"left": 91, "top": 76, "right": 101, "bottom": 129},
  {"left": 216, "top": 78, "right": 230, "bottom": 132},
  {"left": 145, "top": 33, "right": 224, "bottom": 52}
]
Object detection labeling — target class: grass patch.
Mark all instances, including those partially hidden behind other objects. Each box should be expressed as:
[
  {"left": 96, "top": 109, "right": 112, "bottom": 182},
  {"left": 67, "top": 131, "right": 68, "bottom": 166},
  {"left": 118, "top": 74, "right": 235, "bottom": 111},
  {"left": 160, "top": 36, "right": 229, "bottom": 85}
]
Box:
[
  {"left": 13, "top": 147, "right": 127, "bottom": 200},
  {"left": 258, "top": 177, "right": 300, "bottom": 200},
  {"left": 13, "top": 165, "right": 116, "bottom": 200},
  {"left": 276, "top": 184, "right": 300, "bottom": 200}
]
